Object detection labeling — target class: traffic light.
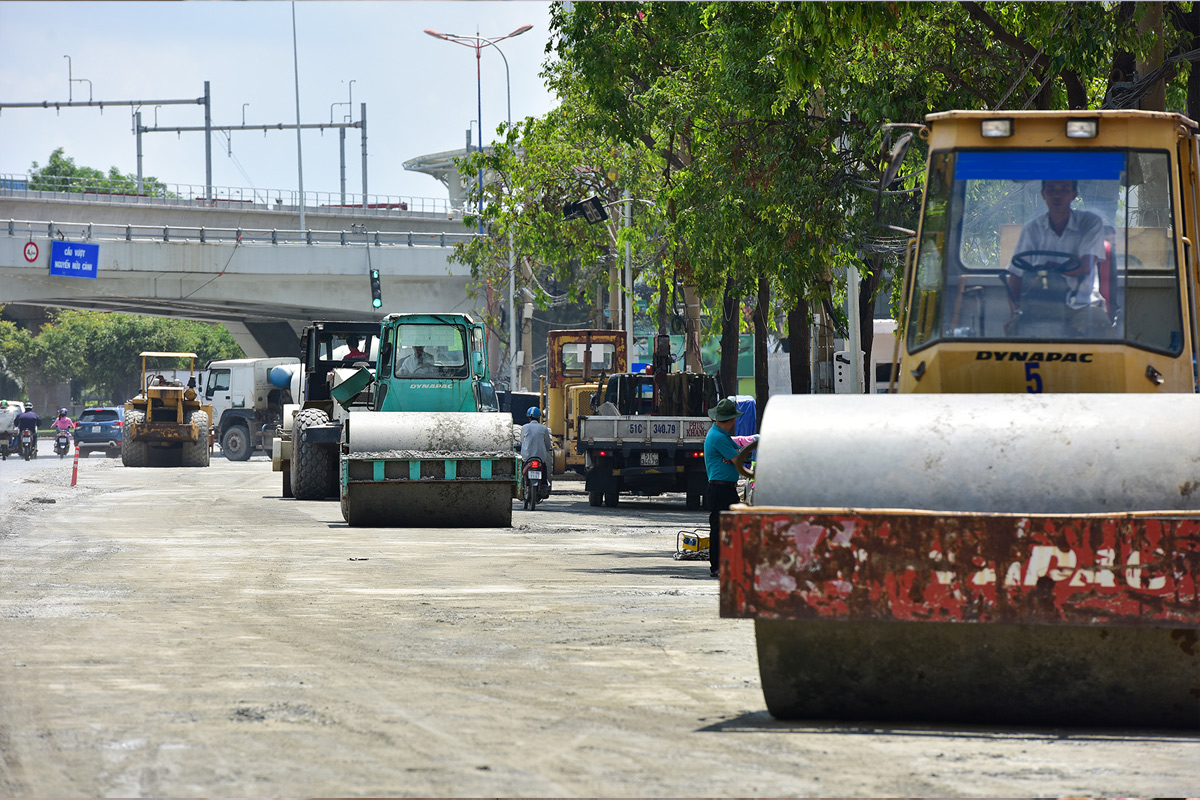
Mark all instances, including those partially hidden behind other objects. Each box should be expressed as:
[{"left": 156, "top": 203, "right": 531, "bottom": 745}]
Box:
[{"left": 369, "top": 269, "right": 382, "bottom": 309}]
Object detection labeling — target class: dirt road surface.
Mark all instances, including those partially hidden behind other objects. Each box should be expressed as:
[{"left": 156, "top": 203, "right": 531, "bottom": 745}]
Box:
[{"left": 1, "top": 452, "right": 1196, "bottom": 796}]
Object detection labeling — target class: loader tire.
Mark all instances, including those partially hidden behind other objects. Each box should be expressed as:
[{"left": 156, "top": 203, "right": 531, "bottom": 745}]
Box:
[
  {"left": 121, "top": 411, "right": 149, "bottom": 468},
  {"left": 291, "top": 408, "right": 335, "bottom": 500},
  {"left": 181, "top": 411, "right": 210, "bottom": 467},
  {"left": 220, "top": 424, "right": 252, "bottom": 461}
]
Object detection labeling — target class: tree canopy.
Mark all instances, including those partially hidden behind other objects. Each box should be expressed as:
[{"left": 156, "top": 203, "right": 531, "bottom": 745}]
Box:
[
  {"left": 29, "top": 147, "right": 171, "bottom": 197},
  {"left": 0, "top": 308, "right": 244, "bottom": 404},
  {"left": 448, "top": 1, "right": 1199, "bottom": 392}
]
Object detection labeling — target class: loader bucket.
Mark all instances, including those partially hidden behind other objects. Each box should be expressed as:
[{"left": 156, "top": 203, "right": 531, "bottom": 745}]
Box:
[
  {"left": 340, "top": 412, "right": 518, "bottom": 527},
  {"left": 721, "top": 393, "right": 1200, "bottom": 728}
]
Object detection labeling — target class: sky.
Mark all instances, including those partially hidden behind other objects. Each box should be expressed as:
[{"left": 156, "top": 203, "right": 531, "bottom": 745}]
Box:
[{"left": 0, "top": 1, "right": 559, "bottom": 204}]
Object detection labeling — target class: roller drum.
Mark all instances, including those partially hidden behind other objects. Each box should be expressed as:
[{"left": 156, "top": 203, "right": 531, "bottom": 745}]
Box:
[
  {"left": 345, "top": 412, "right": 514, "bottom": 458},
  {"left": 756, "top": 393, "right": 1200, "bottom": 514},
  {"left": 748, "top": 392, "right": 1200, "bottom": 727},
  {"left": 342, "top": 412, "right": 516, "bottom": 528}
]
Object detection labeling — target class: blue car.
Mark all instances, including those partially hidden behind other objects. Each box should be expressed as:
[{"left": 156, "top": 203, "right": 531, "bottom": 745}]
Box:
[{"left": 75, "top": 406, "right": 124, "bottom": 458}]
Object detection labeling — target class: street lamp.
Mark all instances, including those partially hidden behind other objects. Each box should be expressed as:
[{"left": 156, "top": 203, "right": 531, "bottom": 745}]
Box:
[{"left": 425, "top": 23, "right": 532, "bottom": 391}]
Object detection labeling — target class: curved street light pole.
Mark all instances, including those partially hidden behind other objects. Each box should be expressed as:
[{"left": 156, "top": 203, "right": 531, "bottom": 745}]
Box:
[{"left": 425, "top": 24, "right": 532, "bottom": 390}]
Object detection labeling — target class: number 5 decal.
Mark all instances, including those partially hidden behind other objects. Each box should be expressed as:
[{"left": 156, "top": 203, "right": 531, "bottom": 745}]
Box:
[{"left": 1025, "top": 361, "right": 1043, "bottom": 393}]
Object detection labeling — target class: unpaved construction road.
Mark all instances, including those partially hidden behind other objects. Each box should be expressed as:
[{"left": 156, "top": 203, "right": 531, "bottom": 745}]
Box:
[{"left": 1, "top": 449, "right": 1197, "bottom": 797}]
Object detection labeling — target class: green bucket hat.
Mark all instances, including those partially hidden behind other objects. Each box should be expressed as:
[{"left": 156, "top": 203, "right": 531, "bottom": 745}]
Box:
[{"left": 707, "top": 397, "right": 743, "bottom": 422}]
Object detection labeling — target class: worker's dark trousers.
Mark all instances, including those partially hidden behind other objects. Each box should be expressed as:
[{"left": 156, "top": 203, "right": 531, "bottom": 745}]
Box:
[{"left": 707, "top": 480, "right": 740, "bottom": 573}]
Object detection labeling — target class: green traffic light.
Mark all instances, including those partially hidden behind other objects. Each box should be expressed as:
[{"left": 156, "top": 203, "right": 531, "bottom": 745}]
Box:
[{"left": 369, "top": 268, "right": 382, "bottom": 308}]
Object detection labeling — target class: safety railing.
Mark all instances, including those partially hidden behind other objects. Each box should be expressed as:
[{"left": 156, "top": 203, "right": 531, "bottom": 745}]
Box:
[
  {"left": 4, "top": 218, "right": 481, "bottom": 248},
  {"left": 0, "top": 173, "right": 458, "bottom": 218}
]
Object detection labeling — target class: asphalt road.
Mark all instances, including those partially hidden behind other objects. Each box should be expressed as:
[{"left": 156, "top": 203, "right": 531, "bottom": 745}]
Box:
[{"left": 1, "top": 451, "right": 1197, "bottom": 797}]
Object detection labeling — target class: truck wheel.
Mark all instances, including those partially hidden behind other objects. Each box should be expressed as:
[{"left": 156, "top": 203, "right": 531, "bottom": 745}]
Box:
[
  {"left": 220, "top": 425, "right": 252, "bottom": 461},
  {"left": 121, "top": 411, "right": 149, "bottom": 467},
  {"left": 603, "top": 487, "right": 619, "bottom": 507},
  {"left": 181, "top": 411, "right": 210, "bottom": 467},
  {"left": 588, "top": 490, "right": 602, "bottom": 507},
  {"left": 291, "top": 408, "right": 335, "bottom": 500}
]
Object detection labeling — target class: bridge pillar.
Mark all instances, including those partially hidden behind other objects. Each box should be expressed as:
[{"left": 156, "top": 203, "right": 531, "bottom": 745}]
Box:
[{"left": 224, "top": 320, "right": 303, "bottom": 359}]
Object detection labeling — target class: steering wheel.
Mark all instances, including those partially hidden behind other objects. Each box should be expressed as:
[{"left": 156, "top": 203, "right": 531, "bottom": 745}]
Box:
[
  {"left": 1011, "top": 250, "right": 1080, "bottom": 274},
  {"left": 732, "top": 438, "right": 758, "bottom": 479}
]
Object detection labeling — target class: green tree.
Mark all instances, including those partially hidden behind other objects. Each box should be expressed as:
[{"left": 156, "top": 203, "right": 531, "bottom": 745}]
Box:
[
  {"left": 29, "top": 147, "right": 171, "bottom": 197},
  {"left": 0, "top": 308, "right": 243, "bottom": 404}
]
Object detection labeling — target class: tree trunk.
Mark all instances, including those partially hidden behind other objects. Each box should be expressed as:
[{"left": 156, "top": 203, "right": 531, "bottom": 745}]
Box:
[
  {"left": 657, "top": 270, "right": 669, "bottom": 335},
  {"left": 519, "top": 258, "right": 535, "bottom": 391},
  {"left": 1188, "top": 4, "right": 1200, "bottom": 121},
  {"left": 1138, "top": 1, "right": 1167, "bottom": 112},
  {"left": 858, "top": 259, "right": 883, "bottom": 393},
  {"left": 788, "top": 298, "right": 811, "bottom": 394},
  {"left": 683, "top": 284, "right": 703, "bottom": 373},
  {"left": 753, "top": 275, "right": 769, "bottom": 432},
  {"left": 719, "top": 275, "right": 739, "bottom": 398}
]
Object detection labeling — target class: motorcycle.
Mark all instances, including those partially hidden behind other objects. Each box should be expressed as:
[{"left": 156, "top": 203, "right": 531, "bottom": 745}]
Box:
[
  {"left": 19, "top": 428, "right": 35, "bottom": 461},
  {"left": 54, "top": 430, "right": 72, "bottom": 458},
  {"left": 521, "top": 456, "right": 551, "bottom": 511},
  {"left": 0, "top": 432, "right": 10, "bottom": 461}
]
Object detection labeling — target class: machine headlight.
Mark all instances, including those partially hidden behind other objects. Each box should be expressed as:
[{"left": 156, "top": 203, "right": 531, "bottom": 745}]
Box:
[
  {"left": 980, "top": 119, "right": 1013, "bottom": 138},
  {"left": 1066, "top": 118, "right": 1099, "bottom": 138}
]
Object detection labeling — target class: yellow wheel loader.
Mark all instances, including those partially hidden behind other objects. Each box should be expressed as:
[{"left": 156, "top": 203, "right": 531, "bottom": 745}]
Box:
[{"left": 721, "top": 110, "right": 1200, "bottom": 728}]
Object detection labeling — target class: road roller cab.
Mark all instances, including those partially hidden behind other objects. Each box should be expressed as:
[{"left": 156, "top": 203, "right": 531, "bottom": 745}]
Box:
[{"left": 721, "top": 110, "right": 1200, "bottom": 728}]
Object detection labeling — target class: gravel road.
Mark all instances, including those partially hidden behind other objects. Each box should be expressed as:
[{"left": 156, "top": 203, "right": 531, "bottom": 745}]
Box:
[{"left": 1, "top": 453, "right": 1196, "bottom": 797}]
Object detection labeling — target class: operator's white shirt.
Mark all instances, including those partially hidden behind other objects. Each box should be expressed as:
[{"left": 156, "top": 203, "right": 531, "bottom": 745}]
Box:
[{"left": 1007, "top": 210, "right": 1106, "bottom": 310}]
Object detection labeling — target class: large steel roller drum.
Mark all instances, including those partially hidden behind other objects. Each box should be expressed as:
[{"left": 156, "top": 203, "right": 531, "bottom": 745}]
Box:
[
  {"left": 745, "top": 393, "right": 1200, "bottom": 728},
  {"left": 342, "top": 412, "right": 516, "bottom": 528},
  {"left": 345, "top": 412, "right": 514, "bottom": 458},
  {"left": 755, "top": 393, "right": 1200, "bottom": 514}
]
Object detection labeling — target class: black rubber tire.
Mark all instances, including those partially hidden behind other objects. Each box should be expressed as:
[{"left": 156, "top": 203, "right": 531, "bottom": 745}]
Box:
[
  {"left": 588, "top": 490, "right": 602, "bottom": 507},
  {"left": 528, "top": 479, "right": 538, "bottom": 511},
  {"left": 121, "top": 411, "right": 149, "bottom": 467},
  {"left": 220, "top": 424, "right": 252, "bottom": 461},
  {"left": 291, "top": 408, "right": 335, "bottom": 500},
  {"left": 281, "top": 461, "right": 293, "bottom": 498},
  {"left": 603, "top": 487, "right": 619, "bottom": 507},
  {"left": 181, "top": 410, "right": 210, "bottom": 467}
]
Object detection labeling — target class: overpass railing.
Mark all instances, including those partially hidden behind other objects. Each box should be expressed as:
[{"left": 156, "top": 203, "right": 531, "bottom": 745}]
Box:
[
  {"left": 4, "top": 218, "right": 482, "bottom": 248},
  {"left": 0, "top": 173, "right": 457, "bottom": 218}
]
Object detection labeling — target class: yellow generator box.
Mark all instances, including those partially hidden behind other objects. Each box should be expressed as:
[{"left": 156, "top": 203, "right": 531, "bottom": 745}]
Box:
[{"left": 674, "top": 530, "right": 710, "bottom": 560}]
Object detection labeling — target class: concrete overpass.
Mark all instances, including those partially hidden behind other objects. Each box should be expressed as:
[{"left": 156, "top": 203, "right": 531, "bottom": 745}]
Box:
[{"left": 0, "top": 177, "right": 488, "bottom": 358}]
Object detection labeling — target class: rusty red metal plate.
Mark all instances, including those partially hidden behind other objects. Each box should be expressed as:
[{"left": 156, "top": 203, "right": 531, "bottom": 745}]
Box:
[{"left": 719, "top": 508, "right": 1200, "bottom": 626}]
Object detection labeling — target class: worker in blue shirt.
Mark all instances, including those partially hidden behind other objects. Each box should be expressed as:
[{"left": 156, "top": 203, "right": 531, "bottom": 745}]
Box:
[{"left": 704, "top": 397, "right": 743, "bottom": 578}]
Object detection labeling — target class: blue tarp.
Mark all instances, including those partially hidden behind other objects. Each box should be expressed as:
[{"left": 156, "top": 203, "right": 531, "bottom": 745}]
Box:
[{"left": 733, "top": 395, "right": 757, "bottom": 437}]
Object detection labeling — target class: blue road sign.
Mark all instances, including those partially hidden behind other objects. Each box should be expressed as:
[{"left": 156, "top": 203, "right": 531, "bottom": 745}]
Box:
[{"left": 49, "top": 241, "right": 99, "bottom": 279}]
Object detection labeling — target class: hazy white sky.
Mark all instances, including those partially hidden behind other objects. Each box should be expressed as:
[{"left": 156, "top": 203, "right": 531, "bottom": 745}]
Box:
[{"left": 0, "top": 1, "right": 558, "bottom": 202}]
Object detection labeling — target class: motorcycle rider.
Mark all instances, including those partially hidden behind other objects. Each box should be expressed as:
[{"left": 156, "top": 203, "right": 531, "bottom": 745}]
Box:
[
  {"left": 15, "top": 403, "right": 40, "bottom": 454},
  {"left": 51, "top": 408, "right": 74, "bottom": 452},
  {"left": 519, "top": 406, "right": 554, "bottom": 494}
]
